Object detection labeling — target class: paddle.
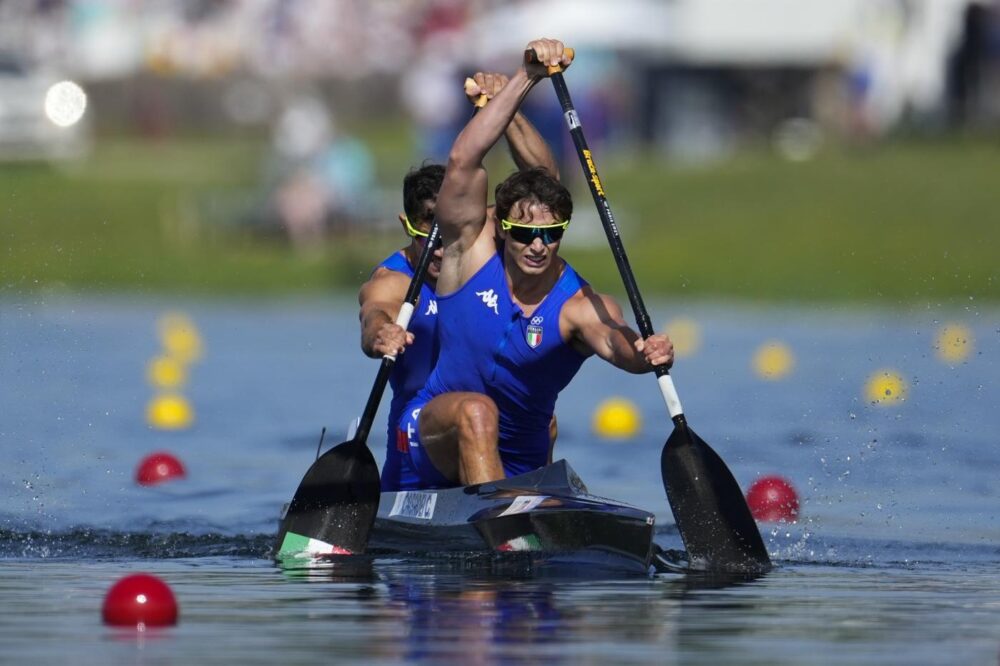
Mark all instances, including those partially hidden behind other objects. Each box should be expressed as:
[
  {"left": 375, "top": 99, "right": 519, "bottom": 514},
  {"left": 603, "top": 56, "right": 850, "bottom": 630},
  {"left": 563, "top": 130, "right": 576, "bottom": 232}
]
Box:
[
  {"left": 539, "top": 49, "right": 771, "bottom": 572},
  {"left": 275, "top": 223, "right": 442, "bottom": 558}
]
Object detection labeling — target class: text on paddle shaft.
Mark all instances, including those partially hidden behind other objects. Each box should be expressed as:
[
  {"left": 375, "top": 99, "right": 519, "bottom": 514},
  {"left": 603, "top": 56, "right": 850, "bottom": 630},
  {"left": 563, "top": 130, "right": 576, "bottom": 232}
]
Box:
[{"left": 582, "top": 149, "right": 605, "bottom": 197}]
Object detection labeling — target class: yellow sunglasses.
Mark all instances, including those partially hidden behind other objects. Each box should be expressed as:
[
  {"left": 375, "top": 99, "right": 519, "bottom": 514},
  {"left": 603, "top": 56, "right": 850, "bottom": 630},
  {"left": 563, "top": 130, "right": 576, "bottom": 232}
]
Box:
[
  {"left": 403, "top": 215, "right": 431, "bottom": 239},
  {"left": 500, "top": 219, "right": 570, "bottom": 244}
]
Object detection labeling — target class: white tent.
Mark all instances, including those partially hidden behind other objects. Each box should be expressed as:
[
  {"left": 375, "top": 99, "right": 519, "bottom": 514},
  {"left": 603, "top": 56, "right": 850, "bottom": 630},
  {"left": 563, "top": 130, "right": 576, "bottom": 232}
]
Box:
[
  {"left": 470, "top": 0, "right": 974, "bottom": 66},
  {"left": 469, "top": 0, "right": 980, "bottom": 130}
]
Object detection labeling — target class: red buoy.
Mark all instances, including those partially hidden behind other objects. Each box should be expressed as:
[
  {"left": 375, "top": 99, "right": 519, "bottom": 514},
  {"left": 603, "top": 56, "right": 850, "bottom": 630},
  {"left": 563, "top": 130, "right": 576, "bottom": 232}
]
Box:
[
  {"left": 102, "top": 573, "right": 178, "bottom": 628},
  {"left": 135, "top": 451, "right": 186, "bottom": 486},
  {"left": 747, "top": 475, "right": 800, "bottom": 522}
]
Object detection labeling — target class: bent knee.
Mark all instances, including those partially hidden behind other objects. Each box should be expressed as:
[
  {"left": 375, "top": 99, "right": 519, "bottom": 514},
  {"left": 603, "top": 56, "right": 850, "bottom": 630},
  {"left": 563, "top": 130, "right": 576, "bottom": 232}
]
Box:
[{"left": 456, "top": 395, "right": 498, "bottom": 435}]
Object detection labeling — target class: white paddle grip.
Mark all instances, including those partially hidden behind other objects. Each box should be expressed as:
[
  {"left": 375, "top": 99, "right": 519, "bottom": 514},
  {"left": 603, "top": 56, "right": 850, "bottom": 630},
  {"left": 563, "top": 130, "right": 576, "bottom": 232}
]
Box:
[
  {"left": 657, "top": 374, "right": 684, "bottom": 418},
  {"left": 395, "top": 302, "right": 415, "bottom": 329},
  {"left": 383, "top": 302, "right": 416, "bottom": 362}
]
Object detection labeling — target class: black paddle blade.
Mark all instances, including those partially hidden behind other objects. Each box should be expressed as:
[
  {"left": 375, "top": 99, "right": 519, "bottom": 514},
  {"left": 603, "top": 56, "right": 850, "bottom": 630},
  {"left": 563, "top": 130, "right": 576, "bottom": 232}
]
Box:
[
  {"left": 662, "top": 423, "right": 772, "bottom": 573},
  {"left": 274, "top": 439, "right": 381, "bottom": 559}
]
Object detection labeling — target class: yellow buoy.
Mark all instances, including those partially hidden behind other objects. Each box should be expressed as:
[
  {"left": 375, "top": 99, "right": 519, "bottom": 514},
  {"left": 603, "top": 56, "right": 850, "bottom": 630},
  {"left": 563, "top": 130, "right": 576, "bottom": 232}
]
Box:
[
  {"left": 147, "top": 355, "right": 188, "bottom": 389},
  {"left": 752, "top": 341, "right": 795, "bottom": 380},
  {"left": 158, "top": 312, "right": 203, "bottom": 364},
  {"left": 865, "top": 369, "right": 908, "bottom": 405},
  {"left": 146, "top": 394, "right": 194, "bottom": 430},
  {"left": 664, "top": 317, "right": 701, "bottom": 358},
  {"left": 592, "top": 397, "right": 641, "bottom": 440},
  {"left": 935, "top": 323, "right": 973, "bottom": 364}
]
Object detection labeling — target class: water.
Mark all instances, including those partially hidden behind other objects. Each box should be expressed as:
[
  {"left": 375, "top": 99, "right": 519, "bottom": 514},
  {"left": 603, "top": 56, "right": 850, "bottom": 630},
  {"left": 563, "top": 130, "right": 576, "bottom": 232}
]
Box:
[{"left": 2, "top": 295, "right": 999, "bottom": 664}]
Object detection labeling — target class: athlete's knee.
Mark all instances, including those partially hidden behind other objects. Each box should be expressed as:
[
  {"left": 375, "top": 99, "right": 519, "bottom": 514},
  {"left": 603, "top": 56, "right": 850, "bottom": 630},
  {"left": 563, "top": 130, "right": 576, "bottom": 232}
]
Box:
[{"left": 456, "top": 394, "right": 499, "bottom": 441}]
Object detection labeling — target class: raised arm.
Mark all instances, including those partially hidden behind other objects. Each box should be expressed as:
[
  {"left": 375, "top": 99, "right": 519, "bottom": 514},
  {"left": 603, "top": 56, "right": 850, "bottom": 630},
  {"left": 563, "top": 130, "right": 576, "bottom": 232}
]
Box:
[
  {"left": 434, "top": 38, "right": 571, "bottom": 294},
  {"left": 506, "top": 110, "right": 559, "bottom": 178},
  {"left": 464, "top": 72, "right": 560, "bottom": 179}
]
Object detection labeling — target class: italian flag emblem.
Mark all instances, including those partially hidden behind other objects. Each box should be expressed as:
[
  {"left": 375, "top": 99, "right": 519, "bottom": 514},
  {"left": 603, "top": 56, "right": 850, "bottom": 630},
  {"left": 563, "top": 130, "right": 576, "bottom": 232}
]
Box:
[{"left": 526, "top": 324, "right": 543, "bottom": 348}]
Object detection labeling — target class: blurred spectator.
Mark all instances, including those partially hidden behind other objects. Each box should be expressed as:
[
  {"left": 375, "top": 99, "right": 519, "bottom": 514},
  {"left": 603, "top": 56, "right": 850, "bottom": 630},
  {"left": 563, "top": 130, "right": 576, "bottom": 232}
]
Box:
[
  {"left": 946, "top": 2, "right": 1000, "bottom": 128},
  {"left": 399, "top": 1, "right": 473, "bottom": 162},
  {"left": 399, "top": 40, "right": 467, "bottom": 162},
  {"left": 266, "top": 93, "right": 376, "bottom": 251},
  {"left": 274, "top": 167, "right": 327, "bottom": 252}
]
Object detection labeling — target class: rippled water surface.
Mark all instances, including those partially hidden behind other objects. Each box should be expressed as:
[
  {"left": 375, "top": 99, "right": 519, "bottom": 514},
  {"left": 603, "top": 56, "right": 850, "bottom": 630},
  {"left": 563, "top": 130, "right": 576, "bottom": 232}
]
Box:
[{"left": 2, "top": 295, "right": 998, "bottom": 664}]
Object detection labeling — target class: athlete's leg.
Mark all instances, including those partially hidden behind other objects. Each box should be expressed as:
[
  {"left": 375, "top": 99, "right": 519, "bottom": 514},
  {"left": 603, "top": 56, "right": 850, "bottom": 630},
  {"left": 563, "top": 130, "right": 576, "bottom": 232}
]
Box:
[
  {"left": 418, "top": 391, "right": 504, "bottom": 485},
  {"left": 547, "top": 414, "right": 558, "bottom": 464}
]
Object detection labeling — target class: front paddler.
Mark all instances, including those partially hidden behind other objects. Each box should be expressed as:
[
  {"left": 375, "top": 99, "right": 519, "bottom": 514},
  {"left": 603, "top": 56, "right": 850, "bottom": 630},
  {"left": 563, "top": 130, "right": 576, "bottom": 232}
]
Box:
[
  {"left": 358, "top": 71, "right": 562, "bottom": 491},
  {"left": 395, "top": 38, "right": 674, "bottom": 488}
]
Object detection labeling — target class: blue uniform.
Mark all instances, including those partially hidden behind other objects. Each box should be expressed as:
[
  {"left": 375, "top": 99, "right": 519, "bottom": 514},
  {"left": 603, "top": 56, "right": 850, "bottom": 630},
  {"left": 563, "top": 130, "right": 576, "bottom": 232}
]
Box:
[
  {"left": 394, "top": 251, "right": 588, "bottom": 490},
  {"left": 374, "top": 251, "right": 439, "bottom": 491}
]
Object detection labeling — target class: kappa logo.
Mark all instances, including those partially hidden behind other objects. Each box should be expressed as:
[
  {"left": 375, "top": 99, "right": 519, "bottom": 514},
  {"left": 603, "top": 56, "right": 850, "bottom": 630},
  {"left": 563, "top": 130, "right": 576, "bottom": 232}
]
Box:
[
  {"left": 475, "top": 289, "right": 500, "bottom": 315},
  {"left": 424, "top": 299, "right": 437, "bottom": 316}
]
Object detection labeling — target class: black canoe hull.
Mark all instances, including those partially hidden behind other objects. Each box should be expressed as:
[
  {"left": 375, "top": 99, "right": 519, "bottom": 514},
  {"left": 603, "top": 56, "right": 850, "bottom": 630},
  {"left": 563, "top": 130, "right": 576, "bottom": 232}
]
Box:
[{"left": 367, "top": 460, "right": 657, "bottom": 574}]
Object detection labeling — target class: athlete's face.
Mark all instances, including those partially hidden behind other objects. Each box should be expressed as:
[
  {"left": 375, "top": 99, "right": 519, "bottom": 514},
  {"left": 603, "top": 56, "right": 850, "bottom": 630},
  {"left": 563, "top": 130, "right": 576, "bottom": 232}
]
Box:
[
  {"left": 500, "top": 201, "right": 564, "bottom": 276},
  {"left": 399, "top": 207, "right": 443, "bottom": 280}
]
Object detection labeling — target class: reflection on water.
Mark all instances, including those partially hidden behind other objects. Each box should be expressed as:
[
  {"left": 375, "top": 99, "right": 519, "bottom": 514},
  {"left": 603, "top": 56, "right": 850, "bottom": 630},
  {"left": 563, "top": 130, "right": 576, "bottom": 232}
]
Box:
[
  {"left": 1, "top": 296, "right": 999, "bottom": 664},
  {"left": 1, "top": 557, "right": 998, "bottom": 665}
]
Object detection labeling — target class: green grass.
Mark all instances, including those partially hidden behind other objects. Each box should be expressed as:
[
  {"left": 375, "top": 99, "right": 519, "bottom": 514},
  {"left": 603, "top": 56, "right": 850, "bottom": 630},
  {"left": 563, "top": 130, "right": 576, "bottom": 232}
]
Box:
[
  {"left": 577, "top": 139, "right": 999, "bottom": 302},
  {"left": 2, "top": 130, "right": 997, "bottom": 303}
]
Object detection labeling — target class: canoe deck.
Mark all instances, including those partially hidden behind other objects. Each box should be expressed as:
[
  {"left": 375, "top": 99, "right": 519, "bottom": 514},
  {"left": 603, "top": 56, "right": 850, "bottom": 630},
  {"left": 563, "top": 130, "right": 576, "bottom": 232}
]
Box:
[{"left": 367, "top": 460, "right": 657, "bottom": 574}]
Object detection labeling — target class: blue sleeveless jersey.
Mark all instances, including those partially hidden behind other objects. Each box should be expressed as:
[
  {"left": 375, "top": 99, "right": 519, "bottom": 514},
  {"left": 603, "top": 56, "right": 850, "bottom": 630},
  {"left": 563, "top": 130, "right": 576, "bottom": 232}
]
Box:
[
  {"left": 414, "top": 252, "right": 588, "bottom": 476},
  {"left": 375, "top": 252, "right": 439, "bottom": 488}
]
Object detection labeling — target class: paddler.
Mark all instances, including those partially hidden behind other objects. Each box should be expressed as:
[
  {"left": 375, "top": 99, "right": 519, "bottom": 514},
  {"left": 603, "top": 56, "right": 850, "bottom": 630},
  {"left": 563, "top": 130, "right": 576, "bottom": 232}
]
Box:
[
  {"left": 395, "top": 38, "right": 674, "bottom": 489},
  {"left": 358, "top": 71, "right": 561, "bottom": 491}
]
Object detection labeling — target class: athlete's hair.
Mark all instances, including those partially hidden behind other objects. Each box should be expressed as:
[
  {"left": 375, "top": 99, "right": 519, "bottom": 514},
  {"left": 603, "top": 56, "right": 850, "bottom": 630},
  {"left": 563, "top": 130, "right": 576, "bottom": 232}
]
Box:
[
  {"left": 494, "top": 167, "right": 572, "bottom": 224},
  {"left": 402, "top": 163, "right": 445, "bottom": 225}
]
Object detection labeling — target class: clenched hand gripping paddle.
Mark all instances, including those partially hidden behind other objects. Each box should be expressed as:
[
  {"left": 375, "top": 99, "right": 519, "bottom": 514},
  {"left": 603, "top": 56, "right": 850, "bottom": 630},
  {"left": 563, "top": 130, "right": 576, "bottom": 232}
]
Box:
[
  {"left": 537, "top": 49, "right": 771, "bottom": 572},
  {"left": 275, "top": 223, "right": 442, "bottom": 559}
]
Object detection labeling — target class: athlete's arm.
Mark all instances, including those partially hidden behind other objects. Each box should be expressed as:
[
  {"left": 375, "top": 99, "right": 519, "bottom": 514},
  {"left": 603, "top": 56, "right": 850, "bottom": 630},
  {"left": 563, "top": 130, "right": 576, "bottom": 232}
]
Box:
[
  {"left": 436, "top": 39, "right": 568, "bottom": 294},
  {"left": 506, "top": 111, "right": 559, "bottom": 179},
  {"left": 358, "top": 267, "right": 415, "bottom": 358},
  {"left": 465, "top": 72, "right": 560, "bottom": 179},
  {"left": 563, "top": 288, "right": 674, "bottom": 374}
]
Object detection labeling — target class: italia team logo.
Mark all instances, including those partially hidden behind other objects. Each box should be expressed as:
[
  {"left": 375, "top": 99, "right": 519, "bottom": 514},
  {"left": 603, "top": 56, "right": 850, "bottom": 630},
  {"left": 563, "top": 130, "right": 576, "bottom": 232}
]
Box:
[{"left": 526, "top": 318, "right": 543, "bottom": 348}]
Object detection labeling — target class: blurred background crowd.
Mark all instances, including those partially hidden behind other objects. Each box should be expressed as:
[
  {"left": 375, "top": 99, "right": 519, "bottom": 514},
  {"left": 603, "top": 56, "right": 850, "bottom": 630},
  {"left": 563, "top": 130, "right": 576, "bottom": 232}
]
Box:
[{"left": 2, "top": 0, "right": 999, "bottom": 282}]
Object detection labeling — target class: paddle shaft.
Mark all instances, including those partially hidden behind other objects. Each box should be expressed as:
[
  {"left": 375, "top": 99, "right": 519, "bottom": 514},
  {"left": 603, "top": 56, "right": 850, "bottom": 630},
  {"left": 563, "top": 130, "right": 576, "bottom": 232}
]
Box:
[
  {"left": 550, "top": 65, "right": 771, "bottom": 571},
  {"left": 353, "top": 223, "right": 441, "bottom": 445},
  {"left": 548, "top": 71, "right": 684, "bottom": 422}
]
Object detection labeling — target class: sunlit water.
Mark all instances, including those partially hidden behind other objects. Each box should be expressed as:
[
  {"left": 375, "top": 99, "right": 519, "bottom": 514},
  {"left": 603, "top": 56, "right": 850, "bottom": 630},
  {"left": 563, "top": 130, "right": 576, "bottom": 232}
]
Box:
[{"left": 1, "top": 295, "right": 998, "bottom": 664}]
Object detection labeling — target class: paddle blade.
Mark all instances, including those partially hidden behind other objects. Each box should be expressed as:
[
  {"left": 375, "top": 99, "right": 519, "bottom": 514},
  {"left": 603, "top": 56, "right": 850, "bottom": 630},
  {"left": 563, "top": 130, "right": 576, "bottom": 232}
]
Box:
[
  {"left": 275, "top": 439, "right": 380, "bottom": 559},
  {"left": 662, "top": 423, "right": 771, "bottom": 573}
]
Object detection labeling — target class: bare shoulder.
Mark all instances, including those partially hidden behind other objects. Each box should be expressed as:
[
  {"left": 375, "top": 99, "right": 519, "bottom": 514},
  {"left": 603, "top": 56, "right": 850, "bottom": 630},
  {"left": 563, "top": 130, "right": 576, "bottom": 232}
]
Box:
[
  {"left": 563, "top": 285, "right": 625, "bottom": 328},
  {"left": 358, "top": 261, "right": 411, "bottom": 306}
]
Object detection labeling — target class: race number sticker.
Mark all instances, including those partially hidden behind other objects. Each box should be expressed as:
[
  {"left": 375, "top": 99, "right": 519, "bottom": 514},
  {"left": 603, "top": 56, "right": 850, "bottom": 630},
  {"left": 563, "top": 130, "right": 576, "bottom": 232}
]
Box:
[
  {"left": 499, "top": 495, "right": 548, "bottom": 517},
  {"left": 389, "top": 491, "right": 437, "bottom": 520},
  {"left": 564, "top": 109, "right": 580, "bottom": 130}
]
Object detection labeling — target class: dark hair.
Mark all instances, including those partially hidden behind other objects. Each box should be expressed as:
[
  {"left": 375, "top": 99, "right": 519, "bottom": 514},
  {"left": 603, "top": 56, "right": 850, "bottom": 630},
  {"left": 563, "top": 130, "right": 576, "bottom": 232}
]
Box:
[
  {"left": 402, "top": 163, "right": 445, "bottom": 224},
  {"left": 494, "top": 167, "right": 572, "bottom": 224}
]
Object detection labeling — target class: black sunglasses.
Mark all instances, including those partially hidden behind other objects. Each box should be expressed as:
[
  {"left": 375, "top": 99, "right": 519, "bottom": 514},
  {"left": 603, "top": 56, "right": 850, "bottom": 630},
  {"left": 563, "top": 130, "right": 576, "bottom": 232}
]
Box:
[{"left": 501, "top": 219, "right": 569, "bottom": 245}]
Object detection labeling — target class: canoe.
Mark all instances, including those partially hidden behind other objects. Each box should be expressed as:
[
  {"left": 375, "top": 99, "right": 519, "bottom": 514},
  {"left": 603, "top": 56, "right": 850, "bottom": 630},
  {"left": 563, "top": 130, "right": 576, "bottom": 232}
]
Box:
[{"left": 278, "top": 459, "right": 674, "bottom": 575}]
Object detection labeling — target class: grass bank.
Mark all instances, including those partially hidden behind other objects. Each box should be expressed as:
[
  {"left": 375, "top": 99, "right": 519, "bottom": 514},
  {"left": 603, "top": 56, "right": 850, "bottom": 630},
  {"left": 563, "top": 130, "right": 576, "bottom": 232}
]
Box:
[{"left": 2, "top": 131, "right": 997, "bottom": 304}]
